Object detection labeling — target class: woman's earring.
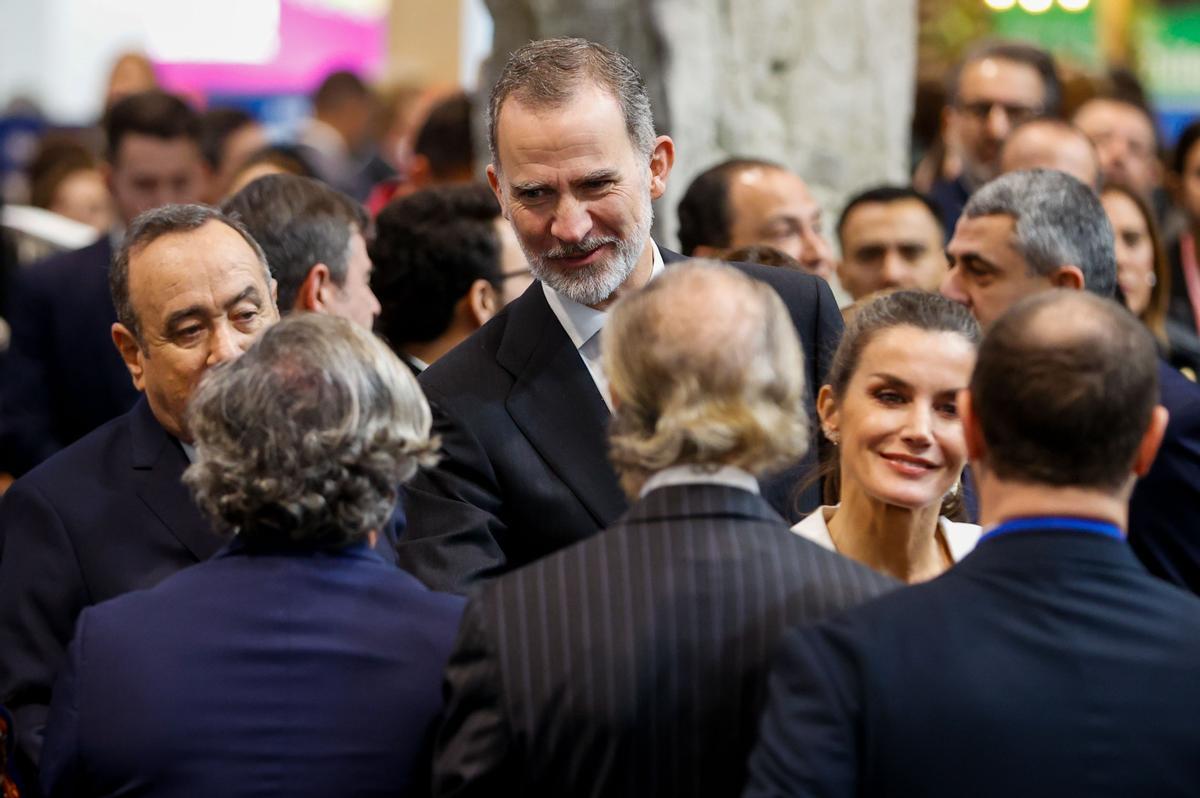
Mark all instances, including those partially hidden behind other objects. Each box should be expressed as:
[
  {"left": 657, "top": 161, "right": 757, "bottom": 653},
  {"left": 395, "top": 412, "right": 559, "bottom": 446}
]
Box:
[{"left": 824, "top": 427, "right": 840, "bottom": 445}]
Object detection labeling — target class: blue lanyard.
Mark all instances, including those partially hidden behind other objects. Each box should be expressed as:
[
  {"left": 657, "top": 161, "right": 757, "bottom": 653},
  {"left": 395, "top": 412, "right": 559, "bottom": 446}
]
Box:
[{"left": 978, "top": 516, "right": 1124, "bottom": 545}]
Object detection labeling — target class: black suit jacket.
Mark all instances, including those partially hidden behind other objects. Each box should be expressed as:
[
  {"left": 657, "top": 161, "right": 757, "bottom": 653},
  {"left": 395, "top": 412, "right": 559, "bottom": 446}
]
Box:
[
  {"left": 744, "top": 528, "right": 1200, "bottom": 798},
  {"left": 0, "top": 398, "right": 219, "bottom": 766},
  {"left": 1127, "top": 361, "right": 1200, "bottom": 594},
  {"left": 432, "top": 483, "right": 896, "bottom": 798},
  {"left": 0, "top": 236, "right": 138, "bottom": 474},
  {"left": 399, "top": 248, "right": 843, "bottom": 593}
]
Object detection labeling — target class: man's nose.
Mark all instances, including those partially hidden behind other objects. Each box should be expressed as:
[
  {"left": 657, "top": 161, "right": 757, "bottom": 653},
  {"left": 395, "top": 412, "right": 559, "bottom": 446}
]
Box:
[
  {"left": 207, "top": 322, "right": 242, "bottom": 366},
  {"left": 550, "top": 196, "right": 592, "bottom": 244},
  {"left": 940, "top": 264, "right": 968, "bottom": 306},
  {"left": 880, "top": 251, "right": 907, "bottom": 287},
  {"left": 985, "top": 105, "right": 1011, "bottom": 140}
]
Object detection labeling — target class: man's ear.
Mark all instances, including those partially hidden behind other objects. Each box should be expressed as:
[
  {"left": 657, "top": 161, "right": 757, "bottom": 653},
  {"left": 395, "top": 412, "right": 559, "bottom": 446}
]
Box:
[
  {"left": 1051, "top": 265, "right": 1086, "bottom": 291},
  {"left": 465, "top": 278, "right": 498, "bottom": 328},
  {"left": 297, "top": 263, "right": 332, "bottom": 312},
  {"left": 648, "top": 135, "right": 675, "bottom": 200},
  {"left": 486, "top": 164, "right": 509, "bottom": 219},
  {"left": 1133, "top": 405, "right": 1170, "bottom": 478},
  {"left": 111, "top": 322, "right": 146, "bottom": 391},
  {"left": 959, "top": 389, "right": 987, "bottom": 464},
  {"left": 408, "top": 154, "right": 432, "bottom": 189}
]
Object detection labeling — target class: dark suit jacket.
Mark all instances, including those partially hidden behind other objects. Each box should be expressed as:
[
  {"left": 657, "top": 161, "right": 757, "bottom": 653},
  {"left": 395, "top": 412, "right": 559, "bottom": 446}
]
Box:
[
  {"left": 0, "top": 236, "right": 138, "bottom": 474},
  {"left": 399, "top": 248, "right": 844, "bottom": 593},
  {"left": 432, "top": 483, "right": 896, "bottom": 798},
  {"left": 39, "top": 540, "right": 464, "bottom": 798},
  {"left": 744, "top": 528, "right": 1200, "bottom": 798},
  {"left": 0, "top": 397, "right": 221, "bottom": 766},
  {"left": 1127, "top": 361, "right": 1200, "bottom": 594}
]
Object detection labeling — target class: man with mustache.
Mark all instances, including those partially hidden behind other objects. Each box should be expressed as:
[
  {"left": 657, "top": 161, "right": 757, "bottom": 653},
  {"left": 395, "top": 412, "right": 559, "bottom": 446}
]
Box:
[{"left": 396, "top": 37, "right": 843, "bottom": 593}]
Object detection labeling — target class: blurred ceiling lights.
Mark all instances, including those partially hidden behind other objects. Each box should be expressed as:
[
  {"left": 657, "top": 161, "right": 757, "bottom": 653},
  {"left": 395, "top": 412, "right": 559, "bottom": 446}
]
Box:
[{"left": 984, "top": 0, "right": 1090, "bottom": 11}]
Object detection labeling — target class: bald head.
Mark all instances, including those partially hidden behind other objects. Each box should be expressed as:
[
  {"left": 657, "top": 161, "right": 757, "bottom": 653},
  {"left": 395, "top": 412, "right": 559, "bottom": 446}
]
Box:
[
  {"left": 970, "top": 290, "right": 1159, "bottom": 491},
  {"left": 1000, "top": 119, "right": 1100, "bottom": 189},
  {"left": 602, "top": 261, "right": 809, "bottom": 494}
]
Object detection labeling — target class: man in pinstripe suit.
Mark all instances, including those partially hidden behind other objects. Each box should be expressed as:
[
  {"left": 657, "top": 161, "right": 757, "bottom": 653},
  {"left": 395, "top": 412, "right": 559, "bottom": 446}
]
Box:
[{"left": 432, "top": 262, "right": 896, "bottom": 798}]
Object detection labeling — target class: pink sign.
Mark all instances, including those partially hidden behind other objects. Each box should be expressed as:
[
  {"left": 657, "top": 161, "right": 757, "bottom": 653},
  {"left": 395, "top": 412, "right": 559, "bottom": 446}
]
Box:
[{"left": 154, "top": 0, "right": 386, "bottom": 99}]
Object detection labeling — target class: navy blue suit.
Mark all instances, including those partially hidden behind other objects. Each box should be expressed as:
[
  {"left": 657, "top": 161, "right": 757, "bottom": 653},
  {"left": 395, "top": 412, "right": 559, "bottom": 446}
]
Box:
[
  {"left": 1127, "top": 361, "right": 1200, "bottom": 594},
  {"left": 399, "top": 247, "right": 843, "bottom": 593},
  {"left": 39, "top": 540, "right": 463, "bottom": 798},
  {"left": 0, "top": 236, "right": 138, "bottom": 474},
  {"left": 744, "top": 527, "right": 1200, "bottom": 797}
]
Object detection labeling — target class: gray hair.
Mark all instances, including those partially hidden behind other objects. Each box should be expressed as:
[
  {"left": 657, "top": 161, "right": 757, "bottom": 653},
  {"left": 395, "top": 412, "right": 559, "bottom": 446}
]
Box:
[
  {"left": 183, "top": 313, "right": 440, "bottom": 548},
  {"left": 487, "top": 37, "right": 656, "bottom": 167},
  {"left": 963, "top": 169, "right": 1116, "bottom": 298},
  {"left": 222, "top": 175, "right": 368, "bottom": 311},
  {"left": 602, "top": 260, "right": 809, "bottom": 497},
  {"left": 111, "top": 203, "right": 272, "bottom": 342}
]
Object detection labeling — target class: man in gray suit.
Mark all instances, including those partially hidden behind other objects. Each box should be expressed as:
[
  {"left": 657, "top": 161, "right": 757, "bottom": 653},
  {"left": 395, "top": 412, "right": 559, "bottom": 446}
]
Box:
[{"left": 432, "top": 262, "right": 895, "bottom": 798}]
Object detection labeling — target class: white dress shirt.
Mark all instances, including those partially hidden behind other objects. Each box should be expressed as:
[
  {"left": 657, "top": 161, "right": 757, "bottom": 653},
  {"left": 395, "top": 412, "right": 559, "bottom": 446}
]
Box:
[
  {"left": 791, "top": 505, "right": 982, "bottom": 563},
  {"left": 639, "top": 464, "right": 761, "bottom": 499},
  {"left": 542, "top": 241, "right": 666, "bottom": 411}
]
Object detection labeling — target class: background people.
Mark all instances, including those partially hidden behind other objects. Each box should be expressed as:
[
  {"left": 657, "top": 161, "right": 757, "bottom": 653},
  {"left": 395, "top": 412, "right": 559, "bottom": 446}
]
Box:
[{"left": 835, "top": 186, "right": 947, "bottom": 300}]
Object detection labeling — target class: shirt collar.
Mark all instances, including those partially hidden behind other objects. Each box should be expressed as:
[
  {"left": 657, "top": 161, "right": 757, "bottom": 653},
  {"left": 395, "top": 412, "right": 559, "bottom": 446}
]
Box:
[
  {"left": 639, "top": 464, "right": 761, "bottom": 499},
  {"left": 543, "top": 240, "right": 665, "bottom": 351}
]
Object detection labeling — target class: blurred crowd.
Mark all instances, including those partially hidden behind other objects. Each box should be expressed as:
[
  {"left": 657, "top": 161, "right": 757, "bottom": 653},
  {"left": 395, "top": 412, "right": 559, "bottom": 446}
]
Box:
[{"left": 1, "top": 33, "right": 1199, "bottom": 798}]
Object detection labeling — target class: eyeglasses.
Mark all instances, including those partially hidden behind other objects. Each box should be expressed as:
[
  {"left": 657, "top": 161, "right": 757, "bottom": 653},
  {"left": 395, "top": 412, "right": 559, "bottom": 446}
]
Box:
[{"left": 956, "top": 100, "right": 1044, "bottom": 126}]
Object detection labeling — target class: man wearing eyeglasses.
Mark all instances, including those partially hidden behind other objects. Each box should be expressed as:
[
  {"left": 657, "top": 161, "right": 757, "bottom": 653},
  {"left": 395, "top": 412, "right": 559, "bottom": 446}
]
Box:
[{"left": 932, "top": 41, "right": 1062, "bottom": 234}]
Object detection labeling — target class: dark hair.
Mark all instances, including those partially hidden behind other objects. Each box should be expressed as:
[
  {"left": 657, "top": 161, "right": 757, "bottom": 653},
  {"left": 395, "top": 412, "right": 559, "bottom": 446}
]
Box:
[
  {"left": 950, "top": 40, "right": 1062, "bottom": 118},
  {"left": 28, "top": 136, "right": 99, "bottom": 210},
  {"left": 964, "top": 169, "right": 1116, "bottom": 299},
  {"left": 110, "top": 204, "right": 271, "bottom": 343},
  {"left": 836, "top": 185, "right": 944, "bottom": 247},
  {"left": 370, "top": 183, "right": 503, "bottom": 347},
  {"left": 1072, "top": 93, "right": 1161, "bottom": 154},
  {"left": 971, "top": 290, "right": 1158, "bottom": 490},
  {"left": 488, "top": 37, "right": 655, "bottom": 166},
  {"left": 222, "top": 174, "right": 367, "bottom": 311},
  {"left": 676, "top": 158, "right": 781, "bottom": 256},
  {"left": 414, "top": 93, "right": 475, "bottom": 180},
  {"left": 103, "top": 90, "right": 200, "bottom": 163},
  {"left": 1100, "top": 182, "right": 1170, "bottom": 345},
  {"left": 819, "top": 290, "right": 981, "bottom": 514},
  {"left": 312, "top": 69, "right": 369, "bottom": 112},
  {"left": 198, "top": 107, "right": 256, "bottom": 170},
  {"left": 1173, "top": 118, "right": 1200, "bottom": 177}
]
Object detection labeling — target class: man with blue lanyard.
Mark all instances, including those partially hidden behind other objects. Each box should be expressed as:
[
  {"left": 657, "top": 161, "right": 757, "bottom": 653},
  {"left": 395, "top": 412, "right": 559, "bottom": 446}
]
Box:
[{"left": 743, "top": 289, "right": 1200, "bottom": 797}]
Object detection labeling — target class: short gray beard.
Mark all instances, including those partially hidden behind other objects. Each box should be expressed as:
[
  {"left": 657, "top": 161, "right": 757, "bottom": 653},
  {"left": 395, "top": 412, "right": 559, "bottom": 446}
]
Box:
[{"left": 522, "top": 196, "right": 654, "bottom": 307}]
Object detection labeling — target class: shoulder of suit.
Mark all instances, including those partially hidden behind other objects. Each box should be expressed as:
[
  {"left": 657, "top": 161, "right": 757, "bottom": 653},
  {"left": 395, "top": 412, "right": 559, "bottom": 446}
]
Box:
[{"left": 10, "top": 409, "right": 133, "bottom": 496}]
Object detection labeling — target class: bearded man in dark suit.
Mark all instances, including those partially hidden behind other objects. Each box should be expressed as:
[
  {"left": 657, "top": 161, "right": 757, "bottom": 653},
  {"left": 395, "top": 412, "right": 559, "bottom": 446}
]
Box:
[{"left": 398, "top": 37, "right": 844, "bottom": 593}]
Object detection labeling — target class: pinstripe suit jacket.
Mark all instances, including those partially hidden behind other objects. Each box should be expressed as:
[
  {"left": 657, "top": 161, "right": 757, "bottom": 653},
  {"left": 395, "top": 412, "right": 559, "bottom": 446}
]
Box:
[{"left": 432, "top": 483, "right": 897, "bottom": 798}]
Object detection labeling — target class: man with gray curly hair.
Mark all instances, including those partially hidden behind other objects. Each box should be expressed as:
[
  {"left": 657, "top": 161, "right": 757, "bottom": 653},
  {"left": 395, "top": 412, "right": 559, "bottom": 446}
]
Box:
[
  {"left": 433, "top": 261, "right": 894, "bottom": 798},
  {"left": 39, "top": 313, "right": 465, "bottom": 798}
]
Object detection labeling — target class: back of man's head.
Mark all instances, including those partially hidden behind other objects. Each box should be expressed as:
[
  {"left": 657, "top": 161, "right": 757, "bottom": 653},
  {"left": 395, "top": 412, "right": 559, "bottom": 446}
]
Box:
[
  {"left": 413, "top": 93, "right": 476, "bottom": 182},
  {"left": 222, "top": 174, "right": 366, "bottom": 311},
  {"left": 104, "top": 89, "right": 200, "bottom": 163},
  {"left": 602, "top": 261, "right": 809, "bottom": 496},
  {"left": 370, "top": 183, "right": 503, "bottom": 348},
  {"left": 970, "top": 290, "right": 1158, "bottom": 491},
  {"left": 963, "top": 169, "right": 1116, "bottom": 297},
  {"left": 312, "top": 70, "right": 370, "bottom": 115},
  {"left": 676, "top": 158, "right": 781, "bottom": 256}
]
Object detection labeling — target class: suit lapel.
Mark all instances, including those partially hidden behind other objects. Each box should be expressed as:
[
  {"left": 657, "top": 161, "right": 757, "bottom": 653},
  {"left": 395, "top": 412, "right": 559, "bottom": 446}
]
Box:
[
  {"left": 498, "top": 287, "right": 628, "bottom": 527},
  {"left": 128, "top": 398, "right": 221, "bottom": 562}
]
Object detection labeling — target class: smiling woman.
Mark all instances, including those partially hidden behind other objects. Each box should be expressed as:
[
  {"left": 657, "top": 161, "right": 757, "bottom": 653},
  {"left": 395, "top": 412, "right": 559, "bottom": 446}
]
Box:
[{"left": 793, "top": 290, "right": 983, "bottom": 583}]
